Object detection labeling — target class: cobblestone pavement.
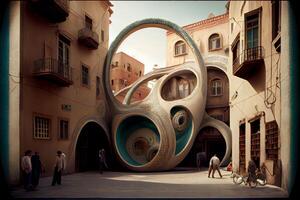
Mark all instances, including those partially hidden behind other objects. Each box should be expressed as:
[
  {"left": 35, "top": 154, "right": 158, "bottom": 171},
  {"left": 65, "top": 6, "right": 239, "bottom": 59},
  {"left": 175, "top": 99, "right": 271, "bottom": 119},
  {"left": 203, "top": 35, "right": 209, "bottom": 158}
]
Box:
[{"left": 10, "top": 168, "right": 288, "bottom": 198}]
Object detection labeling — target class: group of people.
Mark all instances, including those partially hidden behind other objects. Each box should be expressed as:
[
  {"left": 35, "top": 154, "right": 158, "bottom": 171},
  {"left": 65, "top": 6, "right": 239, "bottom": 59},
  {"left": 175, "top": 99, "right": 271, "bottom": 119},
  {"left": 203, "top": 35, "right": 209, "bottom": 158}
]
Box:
[
  {"left": 21, "top": 150, "right": 43, "bottom": 191},
  {"left": 21, "top": 150, "right": 66, "bottom": 191}
]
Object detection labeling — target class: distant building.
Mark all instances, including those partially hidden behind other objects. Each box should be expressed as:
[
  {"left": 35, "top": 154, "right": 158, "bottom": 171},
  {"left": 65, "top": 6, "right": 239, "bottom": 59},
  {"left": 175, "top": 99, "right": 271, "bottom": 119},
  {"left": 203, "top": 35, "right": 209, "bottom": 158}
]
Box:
[
  {"left": 166, "top": 12, "right": 230, "bottom": 167},
  {"left": 110, "top": 52, "right": 150, "bottom": 103}
]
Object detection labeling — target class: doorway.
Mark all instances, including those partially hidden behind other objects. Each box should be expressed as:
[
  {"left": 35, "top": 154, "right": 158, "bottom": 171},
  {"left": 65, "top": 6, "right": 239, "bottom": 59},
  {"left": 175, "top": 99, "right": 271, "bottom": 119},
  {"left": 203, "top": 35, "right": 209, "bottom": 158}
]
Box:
[
  {"left": 179, "top": 127, "right": 226, "bottom": 168},
  {"left": 75, "top": 122, "right": 109, "bottom": 172}
]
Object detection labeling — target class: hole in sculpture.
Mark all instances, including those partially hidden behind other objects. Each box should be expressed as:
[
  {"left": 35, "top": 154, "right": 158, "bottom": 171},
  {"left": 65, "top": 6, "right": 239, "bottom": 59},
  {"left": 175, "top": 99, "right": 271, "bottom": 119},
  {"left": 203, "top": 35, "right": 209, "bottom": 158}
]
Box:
[
  {"left": 161, "top": 72, "right": 197, "bottom": 101},
  {"left": 116, "top": 116, "right": 160, "bottom": 166}
]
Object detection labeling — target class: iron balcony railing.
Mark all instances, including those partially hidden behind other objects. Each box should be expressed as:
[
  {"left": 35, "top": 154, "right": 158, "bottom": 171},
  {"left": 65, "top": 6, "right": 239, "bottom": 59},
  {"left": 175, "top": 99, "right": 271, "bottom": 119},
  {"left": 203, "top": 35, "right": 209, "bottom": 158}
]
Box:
[
  {"left": 78, "top": 28, "right": 99, "bottom": 49},
  {"left": 233, "top": 46, "right": 264, "bottom": 75},
  {"left": 33, "top": 58, "right": 73, "bottom": 85},
  {"left": 240, "top": 46, "right": 264, "bottom": 64}
]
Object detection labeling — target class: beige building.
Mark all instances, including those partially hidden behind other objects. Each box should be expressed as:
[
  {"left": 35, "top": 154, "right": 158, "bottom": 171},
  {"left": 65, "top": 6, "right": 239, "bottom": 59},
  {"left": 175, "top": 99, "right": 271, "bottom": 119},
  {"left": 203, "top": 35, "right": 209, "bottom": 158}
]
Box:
[
  {"left": 166, "top": 12, "right": 231, "bottom": 166},
  {"left": 110, "top": 52, "right": 150, "bottom": 103},
  {"left": 228, "top": 0, "right": 290, "bottom": 191},
  {"left": 5, "top": 0, "right": 113, "bottom": 184},
  {"left": 166, "top": 0, "right": 292, "bottom": 192}
]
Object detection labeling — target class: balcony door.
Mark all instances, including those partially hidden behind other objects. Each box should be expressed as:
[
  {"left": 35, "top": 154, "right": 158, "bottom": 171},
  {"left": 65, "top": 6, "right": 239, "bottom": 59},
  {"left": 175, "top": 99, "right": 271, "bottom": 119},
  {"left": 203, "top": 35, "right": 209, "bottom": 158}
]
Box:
[
  {"left": 58, "top": 34, "right": 70, "bottom": 78},
  {"left": 245, "top": 8, "right": 261, "bottom": 62}
]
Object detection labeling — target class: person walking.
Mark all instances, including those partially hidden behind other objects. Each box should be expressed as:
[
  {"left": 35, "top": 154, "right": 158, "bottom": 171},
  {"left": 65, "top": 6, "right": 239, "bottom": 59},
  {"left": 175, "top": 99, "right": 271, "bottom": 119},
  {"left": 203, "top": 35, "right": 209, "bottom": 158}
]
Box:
[
  {"left": 208, "top": 154, "right": 222, "bottom": 178},
  {"left": 31, "top": 152, "right": 42, "bottom": 189},
  {"left": 61, "top": 152, "right": 66, "bottom": 174},
  {"left": 21, "top": 150, "right": 33, "bottom": 191},
  {"left": 98, "top": 148, "right": 108, "bottom": 174},
  {"left": 51, "top": 151, "right": 64, "bottom": 186}
]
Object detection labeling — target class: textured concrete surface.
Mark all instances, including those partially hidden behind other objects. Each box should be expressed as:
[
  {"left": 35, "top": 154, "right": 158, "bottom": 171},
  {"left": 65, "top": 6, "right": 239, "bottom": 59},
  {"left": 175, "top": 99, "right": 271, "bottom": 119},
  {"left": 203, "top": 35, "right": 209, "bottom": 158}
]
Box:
[{"left": 10, "top": 169, "right": 288, "bottom": 198}]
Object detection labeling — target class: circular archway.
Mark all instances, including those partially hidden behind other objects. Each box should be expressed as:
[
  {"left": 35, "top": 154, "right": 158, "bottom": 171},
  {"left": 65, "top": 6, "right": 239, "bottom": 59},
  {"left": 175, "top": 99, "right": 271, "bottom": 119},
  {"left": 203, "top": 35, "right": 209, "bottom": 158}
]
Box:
[
  {"left": 178, "top": 127, "right": 226, "bottom": 168},
  {"left": 75, "top": 122, "right": 110, "bottom": 172}
]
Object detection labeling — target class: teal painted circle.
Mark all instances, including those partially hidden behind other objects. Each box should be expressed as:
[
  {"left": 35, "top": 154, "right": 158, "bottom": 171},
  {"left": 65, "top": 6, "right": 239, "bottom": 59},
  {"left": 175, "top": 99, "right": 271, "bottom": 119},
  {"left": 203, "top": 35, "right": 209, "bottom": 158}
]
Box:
[
  {"left": 171, "top": 107, "right": 193, "bottom": 155},
  {"left": 116, "top": 116, "right": 160, "bottom": 166}
]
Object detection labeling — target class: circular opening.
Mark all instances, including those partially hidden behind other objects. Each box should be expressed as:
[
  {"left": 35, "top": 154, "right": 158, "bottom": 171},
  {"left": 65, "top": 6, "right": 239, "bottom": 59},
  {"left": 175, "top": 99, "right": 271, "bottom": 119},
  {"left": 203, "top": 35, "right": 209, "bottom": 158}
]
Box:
[
  {"left": 178, "top": 116, "right": 185, "bottom": 125},
  {"left": 161, "top": 72, "right": 197, "bottom": 101},
  {"left": 133, "top": 138, "right": 149, "bottom": 156},
  {"left": 116, "top": 116, "right": 160, "bottom": 166},
  {"left": 170, "top": 107, "right": 193, "bottom": 155}
]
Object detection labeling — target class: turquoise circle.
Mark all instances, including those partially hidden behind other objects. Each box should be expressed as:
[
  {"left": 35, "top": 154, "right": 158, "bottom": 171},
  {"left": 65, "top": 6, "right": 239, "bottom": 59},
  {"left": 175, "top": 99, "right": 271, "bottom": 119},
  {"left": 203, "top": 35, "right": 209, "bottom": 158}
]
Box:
[
  {"left": 116, "top": 116, "right": 160, "bottom": 166},
  {"left": 171, "top": 107, "right": 193, "bottom": 155}
]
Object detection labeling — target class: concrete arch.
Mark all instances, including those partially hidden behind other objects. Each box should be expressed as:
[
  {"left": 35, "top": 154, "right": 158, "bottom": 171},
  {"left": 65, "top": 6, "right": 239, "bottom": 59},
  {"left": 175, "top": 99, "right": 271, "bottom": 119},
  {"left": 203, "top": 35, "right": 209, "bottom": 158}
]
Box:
[
  {"left": 67, "top": 116, "right": 110, "bottom": 173},
  {"left": 203, "top": 54, "right": 229, "bottom": 74},
  {"left": 200, "top": 113, "right": 232, "bottom": 167}
]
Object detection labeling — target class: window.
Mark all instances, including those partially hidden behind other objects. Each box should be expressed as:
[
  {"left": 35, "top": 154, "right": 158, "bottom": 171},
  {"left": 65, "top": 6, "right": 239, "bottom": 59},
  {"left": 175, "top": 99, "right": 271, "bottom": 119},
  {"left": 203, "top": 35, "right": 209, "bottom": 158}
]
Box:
[
  {"left": 96, "top": 76, "right": 100, "bottom": 97},
  {"left": 174, "top": 41, "right": 186, "bottom": 56},
  {"left": 85, "top": 15, "right": 93, "bottom": 30},
  {"left": 266, "top": 120, "right": 279, "bottom": 160},
  {"left": 178, "top": 79, "right": 190, "bottom": 98},
  {"left": 209, "top": 34, "right": 221, "bottom": 51},
  {"left": 81, "top": 65, "right": 89, "bottom": 86},
  {"left": 34, "top": 116, "right": 51, "bottom": 139},
  {"left": 232, "top": 34, "right": 240, "bottom": 65},
  {"left": 127, "top": 64, "right": 131, "bottom": 72},
  {"left": 239, "top": 122, "right": 246, "bottom": 173},
  {"left": 111, "top": 79, "right": 114, "bottom": 85},
  {"left": 58, "top": 34, "right": 70, "bottom": 67},
  {"left": 211, "top": 79, "right": 222, "bottom": 96},
  {"left": 272, "top": 0, "right": 281, "bottom": 40},
  {"left": 101, "top": 30, "right": 104, "bottom": 42},
  {"left": 59, "top": 119, "right": 69, "bottom": 140},
  {"left": 250, "top": 118, "right": 260, "bottom": 167},
  {"left": 139, "top": 71, "right": 142, "bottom": 77},
  {"left": 245, "top": 10, "right": 260, "bottom": 49}
]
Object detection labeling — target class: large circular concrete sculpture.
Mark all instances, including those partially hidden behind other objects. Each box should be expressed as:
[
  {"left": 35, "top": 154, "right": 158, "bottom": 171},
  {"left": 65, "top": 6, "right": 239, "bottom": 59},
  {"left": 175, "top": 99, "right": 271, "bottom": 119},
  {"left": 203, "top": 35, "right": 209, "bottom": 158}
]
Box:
[{"left": 103, "top": 18, "right": 232, "bottom": 171}]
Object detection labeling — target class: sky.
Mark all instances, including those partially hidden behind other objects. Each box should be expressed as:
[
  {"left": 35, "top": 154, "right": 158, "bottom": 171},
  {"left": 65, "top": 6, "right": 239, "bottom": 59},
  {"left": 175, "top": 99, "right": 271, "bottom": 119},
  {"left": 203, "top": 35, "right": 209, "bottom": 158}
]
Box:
[{"left": 109, "top": 1, "right": 227, "bottom": 74}]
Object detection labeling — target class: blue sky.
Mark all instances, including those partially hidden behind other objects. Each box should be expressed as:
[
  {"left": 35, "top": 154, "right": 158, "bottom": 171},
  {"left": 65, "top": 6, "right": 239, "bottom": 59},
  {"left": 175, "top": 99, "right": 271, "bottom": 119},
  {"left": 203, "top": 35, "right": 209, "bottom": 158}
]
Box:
[{"left": 109, "top": 1, "right": 227, "bottom": 73}]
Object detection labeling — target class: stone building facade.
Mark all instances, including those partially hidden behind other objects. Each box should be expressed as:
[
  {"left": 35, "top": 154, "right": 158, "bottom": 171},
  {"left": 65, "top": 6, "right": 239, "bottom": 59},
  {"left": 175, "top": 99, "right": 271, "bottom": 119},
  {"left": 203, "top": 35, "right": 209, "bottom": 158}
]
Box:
[
  {"left": 4, "top": 0, "right": 113, "bottom": 184},
  {"left": 228, "top": 0, "right": 290, "bottom": 190}
]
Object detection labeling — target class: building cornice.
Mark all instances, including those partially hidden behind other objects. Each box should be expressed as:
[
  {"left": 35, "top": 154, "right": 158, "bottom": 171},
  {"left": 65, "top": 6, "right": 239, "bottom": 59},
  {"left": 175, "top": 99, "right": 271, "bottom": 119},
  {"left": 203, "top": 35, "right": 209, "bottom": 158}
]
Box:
[{"left": 167, "top": 13, "right": 229, "bottom": 36}]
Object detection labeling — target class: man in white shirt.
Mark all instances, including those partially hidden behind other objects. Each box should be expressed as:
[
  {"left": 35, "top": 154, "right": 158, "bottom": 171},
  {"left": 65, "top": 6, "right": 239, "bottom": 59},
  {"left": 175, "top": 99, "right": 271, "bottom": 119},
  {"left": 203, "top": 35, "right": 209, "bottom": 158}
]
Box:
[
  {"left": 21, "top": 150, "right": 33, "bottom": 190},
  {"left": 52, "top": 151, "right": 64, "bottom": 186},
  {"left": 208, "top": 154, "right": 222, "bottom": 178}
]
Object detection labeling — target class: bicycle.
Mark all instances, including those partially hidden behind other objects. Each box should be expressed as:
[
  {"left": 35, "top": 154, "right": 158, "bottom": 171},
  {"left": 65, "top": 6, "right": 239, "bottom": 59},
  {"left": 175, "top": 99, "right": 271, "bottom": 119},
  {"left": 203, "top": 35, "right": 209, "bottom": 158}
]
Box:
[{"left": 232, "top": 166, "right": 267, "bottom": 188}]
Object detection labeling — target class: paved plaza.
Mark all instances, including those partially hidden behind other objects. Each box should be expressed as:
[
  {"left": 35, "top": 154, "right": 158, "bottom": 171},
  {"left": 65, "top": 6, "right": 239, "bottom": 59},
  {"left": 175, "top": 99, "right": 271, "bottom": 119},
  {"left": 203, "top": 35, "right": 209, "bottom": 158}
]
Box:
[{"left": 10, "top": 169, "right": 288, "bottom": 198}]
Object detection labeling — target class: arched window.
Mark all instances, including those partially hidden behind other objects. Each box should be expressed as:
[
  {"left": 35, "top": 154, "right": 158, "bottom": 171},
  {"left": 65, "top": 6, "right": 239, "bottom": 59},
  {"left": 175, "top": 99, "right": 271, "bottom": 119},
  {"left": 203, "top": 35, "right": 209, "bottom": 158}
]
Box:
[
  {"left": 209, "top": 34, "right": 221, "bottom": 51},
  {"left": 174, "top": 41, "right": 186, "bottom": 56},
  {"left": 211, "top": 79, "right": 223, "bottom": 96}
]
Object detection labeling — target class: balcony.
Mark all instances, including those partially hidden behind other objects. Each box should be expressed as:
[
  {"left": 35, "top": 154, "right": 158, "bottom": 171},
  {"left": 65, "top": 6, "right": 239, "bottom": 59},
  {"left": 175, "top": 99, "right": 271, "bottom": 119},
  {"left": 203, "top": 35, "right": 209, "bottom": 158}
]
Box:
[
  {"left": 233, "top": 46, "right": 265, "bottom": 79},
  {"left": 30, "top": 0, "right": 69, "bottom": 23},
  {"left": 33, "top": 58, "right": 73, "bottom": 86},
  {"left": 78, "top": 28, "right": 99, "bottom": 49}
]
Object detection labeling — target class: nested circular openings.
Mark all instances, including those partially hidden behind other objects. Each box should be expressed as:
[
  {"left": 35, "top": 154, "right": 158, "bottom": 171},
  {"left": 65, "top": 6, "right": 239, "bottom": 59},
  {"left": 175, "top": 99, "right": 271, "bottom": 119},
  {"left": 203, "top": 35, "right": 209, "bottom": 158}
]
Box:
[
  {"left": 170, "top": 107, "right": 193, "bottom": 155},
  {"left": 116, "top": 116, "right": 160, "bottom": 166},
  {"left": 172, "top": 110, "right": 189, "bottom": 132},
  {"left": 161, "top": 72, "right": 197, "bottom": 101}
]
